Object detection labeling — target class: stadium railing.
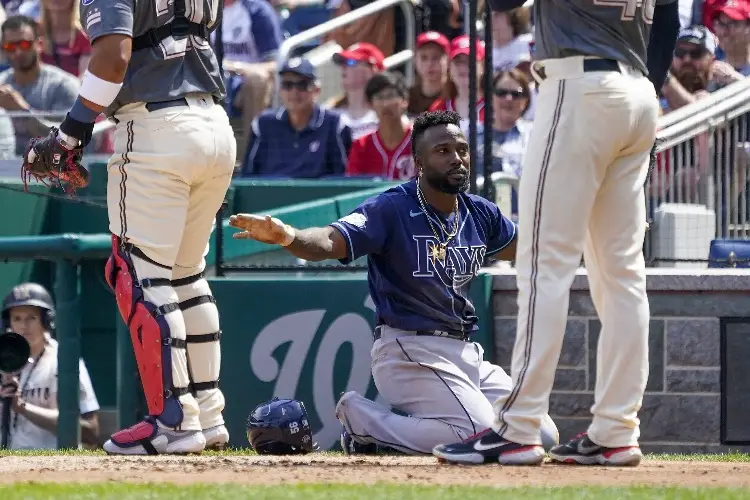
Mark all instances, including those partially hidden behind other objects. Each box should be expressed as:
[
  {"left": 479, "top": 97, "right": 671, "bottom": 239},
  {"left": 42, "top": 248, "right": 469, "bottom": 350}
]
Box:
[
  {"left": 652, "top": 78, "right": 750, "bottom": 241},
  {"left": 273, "top": 0, "right": 416, "bottom": 107}
]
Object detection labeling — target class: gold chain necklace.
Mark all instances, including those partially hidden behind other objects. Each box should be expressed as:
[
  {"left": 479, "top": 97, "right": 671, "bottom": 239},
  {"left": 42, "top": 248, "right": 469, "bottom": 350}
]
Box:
[{"left": 416, "top": 181, "right": 460, "bottom": 262}]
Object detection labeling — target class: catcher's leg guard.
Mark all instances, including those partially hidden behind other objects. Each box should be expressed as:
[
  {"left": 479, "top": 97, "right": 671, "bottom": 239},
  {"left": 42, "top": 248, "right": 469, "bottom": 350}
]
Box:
[
  {"left": 172, "top": 263, "right": 226, "bottom": 436},
  {"left": 105, "top": 234, "right": 200, "bottom": 430}
]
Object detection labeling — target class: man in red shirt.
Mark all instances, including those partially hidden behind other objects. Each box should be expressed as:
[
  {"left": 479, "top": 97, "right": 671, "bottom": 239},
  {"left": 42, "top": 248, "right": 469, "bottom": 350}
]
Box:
[{"left": 346, "top": 71, "right": 416, "bottom": 180}]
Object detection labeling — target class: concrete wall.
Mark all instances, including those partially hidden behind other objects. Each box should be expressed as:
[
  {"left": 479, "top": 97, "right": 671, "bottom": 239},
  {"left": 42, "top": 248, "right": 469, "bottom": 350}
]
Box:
[{"left": 491, "top": 268, "right": 750, "bottom": 454}]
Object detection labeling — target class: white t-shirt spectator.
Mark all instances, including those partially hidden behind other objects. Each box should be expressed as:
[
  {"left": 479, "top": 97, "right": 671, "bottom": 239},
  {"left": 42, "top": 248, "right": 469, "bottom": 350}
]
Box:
[
  {"left": 340, "top": 109, "right": 379, "bottom": 140},
  {"left": 215, "top": 0, "right": 284, "bottom": 64},
  {"left": 2, "top": 335, "right": 99, "bottom": 450}
]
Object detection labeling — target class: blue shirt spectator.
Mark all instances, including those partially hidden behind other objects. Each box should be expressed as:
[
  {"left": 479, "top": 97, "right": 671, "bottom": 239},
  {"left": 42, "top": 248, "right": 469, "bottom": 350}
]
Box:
[{"left": 241, "top": 57, "right": 352, "bottom": 178}]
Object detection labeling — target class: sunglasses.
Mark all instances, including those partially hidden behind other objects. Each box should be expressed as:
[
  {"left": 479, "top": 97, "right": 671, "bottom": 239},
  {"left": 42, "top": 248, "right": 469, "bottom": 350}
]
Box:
[
  {"left": 2, "top": 40, "right": 34, "bottom": 52},
  {"left": 494, "top": 88, "right": 524, "bottom": 99},
  {"left": 280, "top": 80, "right": 312, "bottom": 91},
  {"left": 674, "top": 47, "right": 706, "bottom": 60}
]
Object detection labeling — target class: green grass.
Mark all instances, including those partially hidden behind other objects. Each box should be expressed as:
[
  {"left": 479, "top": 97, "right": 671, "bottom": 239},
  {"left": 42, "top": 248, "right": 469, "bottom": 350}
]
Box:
[{"left": 0, "top": 484, "right": 746, "bottom": 500}]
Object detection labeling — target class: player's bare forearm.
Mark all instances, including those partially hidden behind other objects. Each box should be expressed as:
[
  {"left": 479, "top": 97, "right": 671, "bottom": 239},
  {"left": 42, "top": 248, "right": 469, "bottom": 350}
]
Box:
[
  {"left": 84, "top": 34, "right": 133, "bottom": 112},
  {"left": 285, "top": 227, "right": 348, "bottom": 262}
]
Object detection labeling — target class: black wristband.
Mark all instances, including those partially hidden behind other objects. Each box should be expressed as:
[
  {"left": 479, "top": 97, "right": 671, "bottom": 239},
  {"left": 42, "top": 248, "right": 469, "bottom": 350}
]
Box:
[{"left": 59, "top": 113, "right": 95, "bottom": 148}]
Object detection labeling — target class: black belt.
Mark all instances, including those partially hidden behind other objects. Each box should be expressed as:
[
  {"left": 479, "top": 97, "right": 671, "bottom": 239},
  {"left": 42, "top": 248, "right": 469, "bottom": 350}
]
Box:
[
  {"left": 373, "top": 325, "right": 469, "bottom": 342},
  {"left": 146, "top": 95, "right": 221, "bottom": 112},
  {"left": 535, "top": 58, "right": 621, "bottom": 81}
]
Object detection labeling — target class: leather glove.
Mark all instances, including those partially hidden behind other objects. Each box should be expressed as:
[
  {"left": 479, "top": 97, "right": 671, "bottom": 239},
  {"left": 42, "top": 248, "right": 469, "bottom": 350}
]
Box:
[{"left": 21, "top": 127, "right": 90, "bottom": 196}]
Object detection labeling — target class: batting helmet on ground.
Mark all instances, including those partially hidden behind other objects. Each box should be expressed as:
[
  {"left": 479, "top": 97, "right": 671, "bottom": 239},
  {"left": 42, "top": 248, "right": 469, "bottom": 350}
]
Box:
[
  {"left": 1, "top": 282, "right": 56, "bottom": 331},
  {"left": 246, "top": 398, "right": 316, "bottom": 454}
]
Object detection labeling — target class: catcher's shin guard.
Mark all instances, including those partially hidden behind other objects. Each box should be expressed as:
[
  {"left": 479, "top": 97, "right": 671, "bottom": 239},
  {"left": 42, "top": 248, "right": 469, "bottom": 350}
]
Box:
[
  {"left": 172, "top": 265, "right": 226, "bottom": 431},
  {"left": 105, "top": 235, "right": 199, "bottom": 429}
]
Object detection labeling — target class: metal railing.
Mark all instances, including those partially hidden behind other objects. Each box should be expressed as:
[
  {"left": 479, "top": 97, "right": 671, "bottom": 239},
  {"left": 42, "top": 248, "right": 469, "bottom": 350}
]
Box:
[
  {"left": 652, "top": 78, "right": 750, "bottom": 241},
  {"left": 273, "top": 0, "right": 416, "bottom": 106}
]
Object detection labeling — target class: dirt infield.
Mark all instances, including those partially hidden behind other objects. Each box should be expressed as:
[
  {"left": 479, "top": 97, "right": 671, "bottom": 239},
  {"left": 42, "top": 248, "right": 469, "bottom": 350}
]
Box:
[{"left": 0, "top": 455, "right": 749, "bottom": 487}]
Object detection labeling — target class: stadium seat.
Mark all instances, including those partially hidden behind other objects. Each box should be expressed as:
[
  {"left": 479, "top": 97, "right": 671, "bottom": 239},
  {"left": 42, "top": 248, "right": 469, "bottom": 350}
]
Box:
[{"left": 708, "top": 239, "right": 750, "bottom": 268}]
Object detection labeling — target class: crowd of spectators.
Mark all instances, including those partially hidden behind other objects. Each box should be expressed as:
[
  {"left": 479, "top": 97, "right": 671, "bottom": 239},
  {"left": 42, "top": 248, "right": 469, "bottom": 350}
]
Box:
[{"left": 0, "top": 0, "right": 747, "bottom": 216}]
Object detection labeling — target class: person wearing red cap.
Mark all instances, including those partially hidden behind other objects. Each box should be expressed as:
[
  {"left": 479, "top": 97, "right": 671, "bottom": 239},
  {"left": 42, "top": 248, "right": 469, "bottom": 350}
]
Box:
[
  {"left": 428, "top": 35, "right": 486, "bottom": 136},
  {"left": 407, "top": 31, "right": 451, "bottom": 116},
  {"left": 709, "top": 0, "right": 750, "bottom": 76},
  {"left": 327, "top": 42, "right": 386, "bottom": 140}
]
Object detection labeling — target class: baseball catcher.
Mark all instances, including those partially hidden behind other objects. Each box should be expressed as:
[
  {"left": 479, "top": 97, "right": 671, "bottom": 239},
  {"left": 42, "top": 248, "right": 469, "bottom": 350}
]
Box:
[{"left": 21, "top": 0, "right": 236, "bottom": 454}]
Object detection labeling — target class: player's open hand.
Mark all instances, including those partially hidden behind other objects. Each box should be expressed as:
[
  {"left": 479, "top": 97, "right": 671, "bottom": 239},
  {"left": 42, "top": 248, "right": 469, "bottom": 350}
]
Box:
[{"left": 228, "top": 214, "right": 296, "bottom": 246}]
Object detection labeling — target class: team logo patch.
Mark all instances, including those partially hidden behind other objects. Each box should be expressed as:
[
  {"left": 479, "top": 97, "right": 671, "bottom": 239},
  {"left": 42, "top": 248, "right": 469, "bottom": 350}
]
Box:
[
  {"left": 309, "top": 141, "right": 320, "bottom": 153},
  {"left": 339, "top": 213, "right": 367, "bottom": 228},
  {"left": 82, "top": 0, "right": 95, "bottom": 6}
]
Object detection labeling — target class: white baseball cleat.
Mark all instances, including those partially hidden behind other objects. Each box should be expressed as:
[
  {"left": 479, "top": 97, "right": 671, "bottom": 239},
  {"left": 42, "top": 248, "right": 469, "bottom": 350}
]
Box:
[
  {"left": 103, "top": 417, "right": 206, "bottom": 455},
  {"left": 203, "top": 424, "right": 230, "bottom": 450}
]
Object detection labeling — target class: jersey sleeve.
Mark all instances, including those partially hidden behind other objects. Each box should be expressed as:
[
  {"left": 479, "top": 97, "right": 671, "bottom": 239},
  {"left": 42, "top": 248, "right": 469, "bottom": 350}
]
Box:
[
  {"left": 329, "top": 195, "right": 392, "bottom": 264},
  {"left": 78, "top": 359, "right": 100, "bottom": 415},
  {"left": 81, "top": 0, "right": 134, "bottom": 43},
  {"left": 481, "top": 199, "right": 517, "bottom": 257}
]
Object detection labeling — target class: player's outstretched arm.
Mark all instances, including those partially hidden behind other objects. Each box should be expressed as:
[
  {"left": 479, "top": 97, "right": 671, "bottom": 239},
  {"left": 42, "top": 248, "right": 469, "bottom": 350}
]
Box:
[{"left": 229, "top": 214, "right": 348, "bottom": 262}]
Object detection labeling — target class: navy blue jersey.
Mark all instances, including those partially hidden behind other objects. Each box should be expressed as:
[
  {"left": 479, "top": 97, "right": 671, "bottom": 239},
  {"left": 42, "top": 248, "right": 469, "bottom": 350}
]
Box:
[{"left": 330, "top": 180, "right": 516, "bottom": 335}]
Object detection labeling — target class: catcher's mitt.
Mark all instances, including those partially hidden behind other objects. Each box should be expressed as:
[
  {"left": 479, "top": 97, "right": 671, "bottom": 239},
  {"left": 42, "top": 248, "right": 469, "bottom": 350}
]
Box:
[{"left": 21, "top": 127, "right": 89, "bottom": 196}]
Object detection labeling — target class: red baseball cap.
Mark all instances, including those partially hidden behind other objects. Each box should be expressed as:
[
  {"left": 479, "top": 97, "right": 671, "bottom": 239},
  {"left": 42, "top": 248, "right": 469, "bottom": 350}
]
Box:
[
  {"left": 705, "top": 0, "right": 750, "bottom": 26},
  {"left": 416, "top": 31, "right": 450, "bottom": 53},
  {"left": 333, "top": 43, "right": 385, "bottom": 71},
  {"left": 449, "top": 35, "right": 486, "bottom": 61}
]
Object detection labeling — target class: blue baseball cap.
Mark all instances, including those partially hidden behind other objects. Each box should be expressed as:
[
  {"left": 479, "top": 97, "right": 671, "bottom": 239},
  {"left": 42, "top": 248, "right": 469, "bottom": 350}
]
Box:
[{"left": 279, "top": 57, "right": 316, "bottom": 81}]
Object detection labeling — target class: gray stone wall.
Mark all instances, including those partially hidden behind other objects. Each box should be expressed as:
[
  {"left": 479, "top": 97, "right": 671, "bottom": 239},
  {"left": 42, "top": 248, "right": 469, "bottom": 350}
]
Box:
[{"left": 491, "top": 269, "right": 750, "bottom": 454}]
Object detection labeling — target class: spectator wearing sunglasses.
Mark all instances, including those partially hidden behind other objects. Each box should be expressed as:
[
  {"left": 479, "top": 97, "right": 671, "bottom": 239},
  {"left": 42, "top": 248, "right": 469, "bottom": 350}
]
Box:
[
  {"left": 241, "top": 57, "right": 352, "bottom": 178},
  {"left": 327, "top": 43, "right": 384, "bottom": 140},
  {"left": 0, "top": 15, "right": 77, "bottom": 155},
  {"left": 662, "top": 26, "right": 726, "bottom": 112},
  {"left": 475, "top": 69, "right": 532, "bottom": 217}
]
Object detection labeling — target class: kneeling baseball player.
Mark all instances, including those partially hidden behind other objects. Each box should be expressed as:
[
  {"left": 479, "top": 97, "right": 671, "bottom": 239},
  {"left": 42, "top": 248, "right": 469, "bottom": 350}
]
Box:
[{"left": 229, "top": 110, "right": 559, "bottom": 455}]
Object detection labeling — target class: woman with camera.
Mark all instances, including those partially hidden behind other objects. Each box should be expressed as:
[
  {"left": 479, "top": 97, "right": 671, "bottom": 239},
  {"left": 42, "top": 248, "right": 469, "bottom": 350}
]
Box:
[{"left": 0, "top": 282, "right": 100, "bottom": 449}]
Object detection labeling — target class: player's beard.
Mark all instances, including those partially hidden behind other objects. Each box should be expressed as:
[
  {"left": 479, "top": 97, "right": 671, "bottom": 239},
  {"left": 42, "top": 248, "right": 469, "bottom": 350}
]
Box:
[{"left": 424, "top": 168, "right": 470, "bottom": 194}]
